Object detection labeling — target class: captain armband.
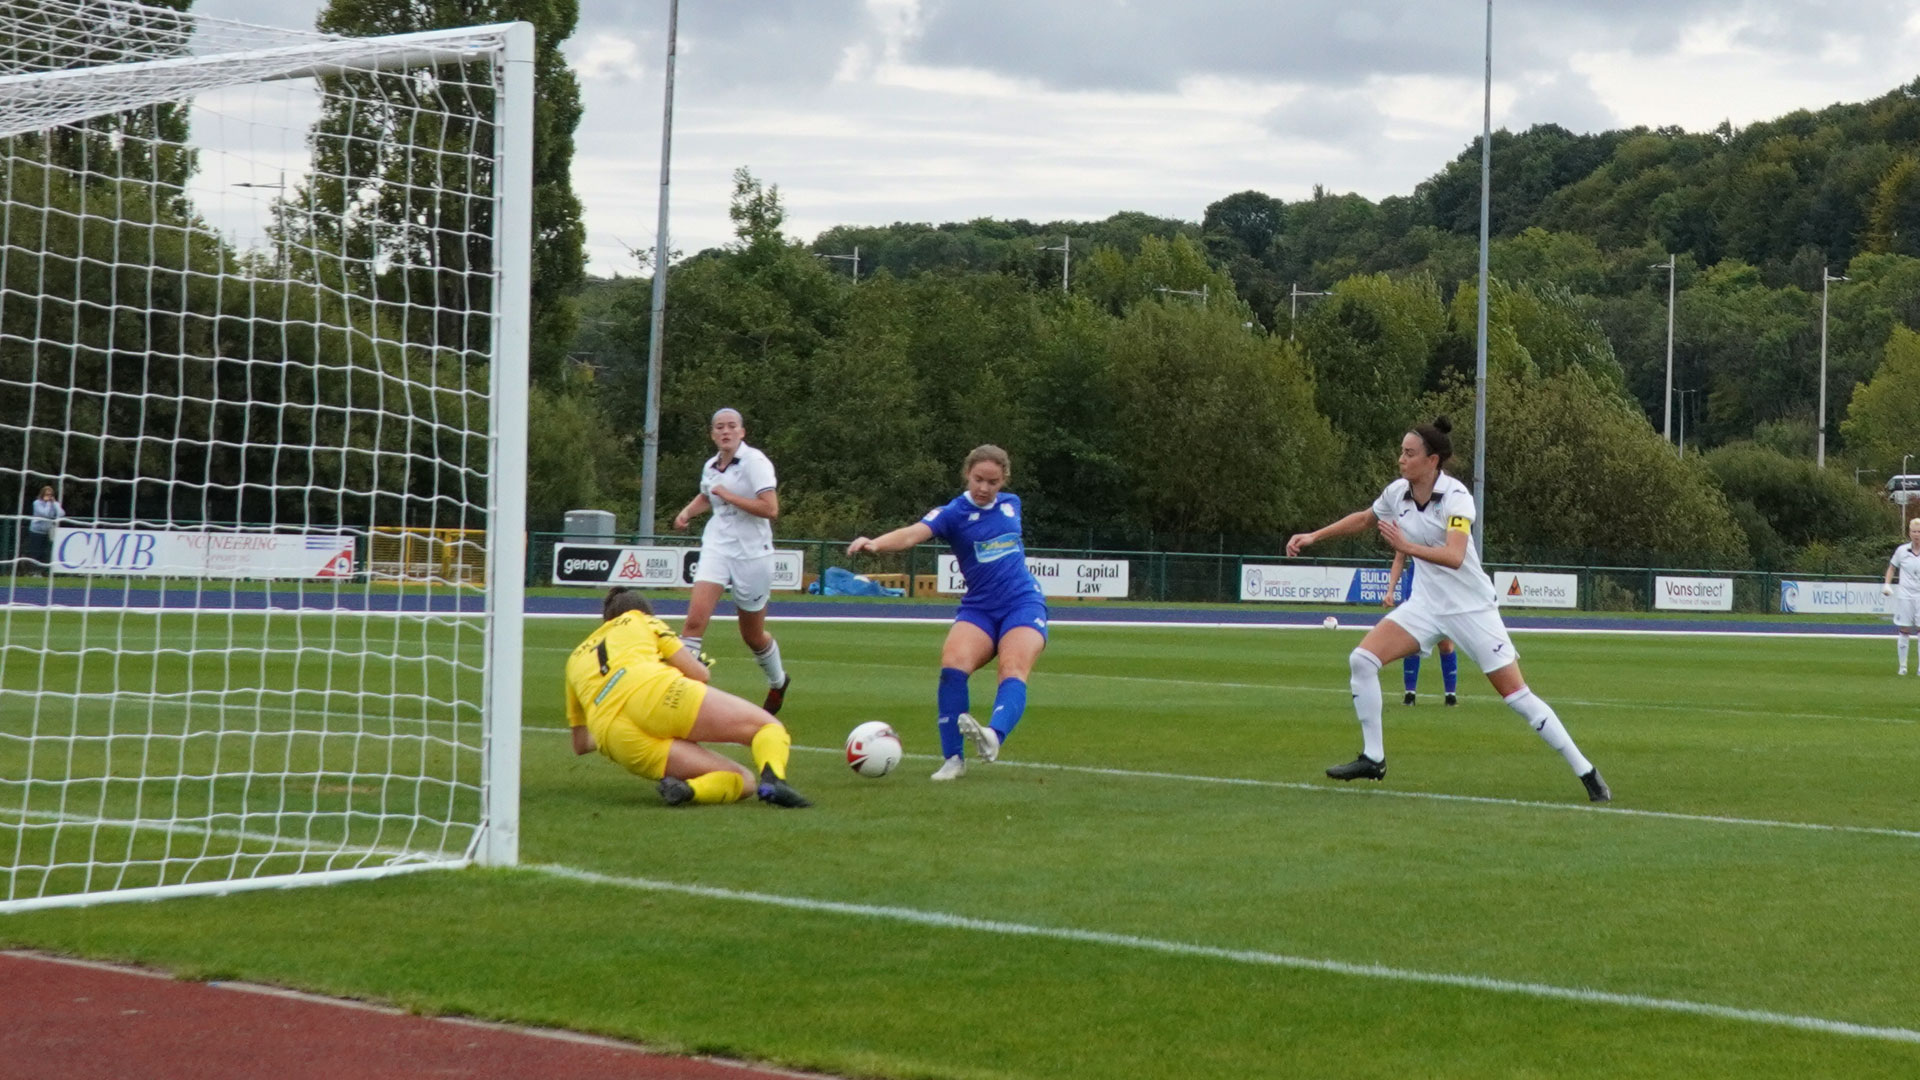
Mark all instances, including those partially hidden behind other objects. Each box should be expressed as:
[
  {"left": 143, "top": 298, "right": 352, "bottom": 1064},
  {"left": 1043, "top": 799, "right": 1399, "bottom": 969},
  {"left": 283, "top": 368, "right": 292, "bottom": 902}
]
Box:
[{"left": 1447, "top": 515, "right": 1472, "bottom": 534}]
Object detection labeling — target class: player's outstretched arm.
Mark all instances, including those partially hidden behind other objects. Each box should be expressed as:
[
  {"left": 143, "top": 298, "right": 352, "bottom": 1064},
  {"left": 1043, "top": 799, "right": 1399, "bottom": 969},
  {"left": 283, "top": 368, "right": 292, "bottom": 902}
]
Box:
[
  {"left": 849, "top": 521, "right": 935, "bottom": 556},
  {"left": 571, "top": 723, "right": 596, "bottom": 755},
  {"left": 1287, "top": 508, "right": 1376, "bottom": 557}
]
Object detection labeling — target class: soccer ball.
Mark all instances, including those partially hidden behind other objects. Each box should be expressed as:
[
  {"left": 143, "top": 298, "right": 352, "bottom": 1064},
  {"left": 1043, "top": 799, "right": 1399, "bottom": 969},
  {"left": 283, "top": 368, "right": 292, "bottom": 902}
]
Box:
[
  {"left": 845, "top": 721, "right": 903, "bottom": 778},
  {"left": 1322, "top": 616, "right": 1339, "bottom": 630}
]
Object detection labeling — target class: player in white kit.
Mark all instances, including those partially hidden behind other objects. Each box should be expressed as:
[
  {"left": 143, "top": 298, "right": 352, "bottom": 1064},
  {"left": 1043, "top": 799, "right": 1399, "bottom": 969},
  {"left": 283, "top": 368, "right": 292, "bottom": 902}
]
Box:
[
  {"left": 1286, "top": 417, "right": 1609, "bottom": 802},
  {"left": 1880, "top": 519, "right": 1920, "bottom": 674},
  {"left": 672, "top": 408, "right": 791, "bottom": 714}
]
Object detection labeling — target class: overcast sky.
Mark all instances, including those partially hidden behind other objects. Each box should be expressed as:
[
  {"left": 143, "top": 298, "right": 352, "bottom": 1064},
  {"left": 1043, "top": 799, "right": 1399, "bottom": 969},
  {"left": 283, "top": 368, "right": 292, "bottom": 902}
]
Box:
[{"left": 198, "top": 0, "right": 1920, "bottom": 275}]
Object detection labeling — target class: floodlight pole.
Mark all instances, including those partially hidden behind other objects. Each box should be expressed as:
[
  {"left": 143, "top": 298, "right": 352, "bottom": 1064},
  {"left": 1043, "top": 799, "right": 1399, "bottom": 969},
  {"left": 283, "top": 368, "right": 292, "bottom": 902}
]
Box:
[
  {"left": 1288, "top": 282, "right": 1329, "bottom": 341},
  {"left": 1038, "top": 237, "right": 1071, "bottom": 293},
  {"left": 1653, "top": 254, "right": 1676, "bottom": 444},
  {"left": 638, "top": 0, "right": 679, "bottom": 539},
  {"left": 1817, "top": 266, "right": 1847, "bottom": 469},
  {"left": 816, "top": 245, "right": 859, "bottom": 281},
  {"left": 1471, "top": 0, "right": 1493, "bottom": 553},
  {"left": 1155, "top": 284, "right": 1208, "bottom": 305}
]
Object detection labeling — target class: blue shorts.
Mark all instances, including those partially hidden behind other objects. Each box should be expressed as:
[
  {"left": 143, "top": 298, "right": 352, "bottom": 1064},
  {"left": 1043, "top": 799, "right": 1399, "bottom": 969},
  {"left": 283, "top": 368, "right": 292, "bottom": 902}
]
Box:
[{"left": 955, "top": 598, "right": 1049, "bottom": 644}]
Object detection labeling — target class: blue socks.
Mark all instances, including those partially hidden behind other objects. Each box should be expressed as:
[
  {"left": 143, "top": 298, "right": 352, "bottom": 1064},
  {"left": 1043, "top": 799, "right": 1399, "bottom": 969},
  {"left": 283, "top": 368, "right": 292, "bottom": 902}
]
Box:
[
  {"left": 937, "top": 667, "right": 969, "bottom": 758},
  {"left": 989, "top": 678, "right": 1027, "bottom": 742},
  {"left": 1405, "top": 651, "right": 1460, "bottom": 694}
]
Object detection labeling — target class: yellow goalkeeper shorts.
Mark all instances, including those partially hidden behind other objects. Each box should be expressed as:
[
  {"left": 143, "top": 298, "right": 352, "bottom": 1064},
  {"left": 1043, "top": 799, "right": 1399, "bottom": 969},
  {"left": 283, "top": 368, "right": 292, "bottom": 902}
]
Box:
[{"left": 595, "top": 674, "right": 708, "bottom": 780}]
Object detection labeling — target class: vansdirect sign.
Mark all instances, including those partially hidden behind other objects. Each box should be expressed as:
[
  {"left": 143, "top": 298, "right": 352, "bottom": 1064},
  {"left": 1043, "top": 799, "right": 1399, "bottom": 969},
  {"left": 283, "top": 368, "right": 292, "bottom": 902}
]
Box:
[
  {"left": 937, "top": 556, "right": 1130, "bottom": 598},
  {"left": 1654, "top": 575, "right": 1734, "bottom": 611},
  {"left": 551, "top": 544, "right": 803, "bottom": 590},
  {"left": 53, "top": 529, "right": 354, "bottom": 579},
  {"left": 1239, "top": 565, "right": 1409, "bottom": 604},
  {"left": 1779, "top": 580, "right": 1893, "bottom": 615},
  {"left": 1493, "top": 571, "right": 1578, "bottom": 609}
]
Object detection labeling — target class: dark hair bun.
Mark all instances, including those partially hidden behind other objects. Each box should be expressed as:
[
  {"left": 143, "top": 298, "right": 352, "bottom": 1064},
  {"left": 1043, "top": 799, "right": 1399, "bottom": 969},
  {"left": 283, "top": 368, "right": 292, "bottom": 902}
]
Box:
[{"left": 1432, "top": 416, "right": 1453, "bottom": 434}]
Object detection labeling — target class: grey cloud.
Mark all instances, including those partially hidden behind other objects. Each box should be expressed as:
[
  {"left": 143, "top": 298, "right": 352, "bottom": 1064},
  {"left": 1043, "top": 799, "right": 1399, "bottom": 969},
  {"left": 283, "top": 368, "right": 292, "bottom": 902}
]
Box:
[
  {"left": 1508, "top": 71, "right": 1614, "bottom": 134},
  {"left": 577, "top": 0, "right": 871, "bottom": 91},
  {"left": 1262, "top": 92, "right": 1386, "bottom": 147},
  {"left": 908, "top": 0, "right": 1914, "bottom": 95}
]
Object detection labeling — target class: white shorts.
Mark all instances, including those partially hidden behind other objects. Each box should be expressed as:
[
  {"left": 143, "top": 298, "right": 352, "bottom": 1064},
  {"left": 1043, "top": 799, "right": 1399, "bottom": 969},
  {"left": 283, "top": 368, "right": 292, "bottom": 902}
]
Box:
[
  {"left": 693, "top": 549, "right": 773, "bottom": 613},
  {"left": 1895, "top": 594, "right": 1920, "bottom": 629},
  {"left": 1382, "top": 600, "right": 1518, "bottom": 674}
]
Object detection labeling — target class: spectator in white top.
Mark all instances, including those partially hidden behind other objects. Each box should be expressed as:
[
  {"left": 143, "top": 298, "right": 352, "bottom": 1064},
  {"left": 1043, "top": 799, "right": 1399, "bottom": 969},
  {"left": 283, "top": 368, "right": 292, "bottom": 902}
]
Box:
[
  {"left": 1881, "top": 518, "right": 1920, "bottom": 674},
  {"left": 671, "top": 408, "right": 791, "bottom": 714},
  {"left": 25, "top": 485, "right": 62, "bottom": 570},
  {"left": 1286, "top": 417, "right": 1609, "bottom": 802}
]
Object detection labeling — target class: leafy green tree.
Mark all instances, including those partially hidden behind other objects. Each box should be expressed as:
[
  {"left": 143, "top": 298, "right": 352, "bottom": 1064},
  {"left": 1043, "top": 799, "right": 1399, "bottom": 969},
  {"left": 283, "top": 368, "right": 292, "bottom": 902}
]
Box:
[
  {"left": 1429, "top": 368, "right": 1748, "bottom": 564},
  {"left": 1106, "top": 304, "right": 1343, "bottom": 536},
  {"left": 1297, "top": 273, "right": 1446, "bottom": 485},
  {"left": 1702, "top": 442, "right": 1890, "bottom": 566},
  {"left": 1866, "top": 156, "right": 1920, "bottom": 257},
  {"left": 1841, "top": 325, "right": 1920, "bottom": 472},
  {"left": 296, "top": 0, "right": 586, "bottom": 386}
]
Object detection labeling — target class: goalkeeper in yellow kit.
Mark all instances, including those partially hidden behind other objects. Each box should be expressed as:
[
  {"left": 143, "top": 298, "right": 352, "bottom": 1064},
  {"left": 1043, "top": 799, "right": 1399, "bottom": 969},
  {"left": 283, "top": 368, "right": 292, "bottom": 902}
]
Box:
[{"left": 565, "top": 588, "right": 811, "bottom": 807}]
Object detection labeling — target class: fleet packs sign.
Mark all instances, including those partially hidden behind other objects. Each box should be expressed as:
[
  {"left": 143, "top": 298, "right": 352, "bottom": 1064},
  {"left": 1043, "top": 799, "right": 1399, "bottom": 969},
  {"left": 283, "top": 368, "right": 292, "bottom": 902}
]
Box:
[
  {"left": 551, "top": 543, "right": 803, "bottom": 590},
  {"left": 937, "top": 556, "right": 1131, "bottom": 598},
  {"left": 1238, "top": 565, "right": 1409, "bottom": 604},
  {"left": 1493, "top": 571, "right": 1578, "bottom": 609},
  {"left": 1778, "top": 580, "right": 1894, "bottom": 615},
  {"left": 52, "top": 529, "right": 354, "bottom": 579},
  {"left": 1654, "top": 575, "right": 1734, "bottom": 611}
]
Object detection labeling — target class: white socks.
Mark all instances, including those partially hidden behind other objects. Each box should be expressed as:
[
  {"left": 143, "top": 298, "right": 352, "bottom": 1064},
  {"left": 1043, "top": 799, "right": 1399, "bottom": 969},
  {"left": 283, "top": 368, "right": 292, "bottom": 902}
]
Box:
[
  {"left": 1900, "top": 635, "right": 1910, "bottom": 671},
  {"left": 1504, "top": 688, "right": 1592, "bottom": 776},
  {"left": 753, "top": 637, "right": 786, "bottom": 687},
  {"left": 1349, "top": 648, "right": 1385, "bottom": 762},
  {"left": 681, "top": 634, "right": 703, "bottom": 659}
]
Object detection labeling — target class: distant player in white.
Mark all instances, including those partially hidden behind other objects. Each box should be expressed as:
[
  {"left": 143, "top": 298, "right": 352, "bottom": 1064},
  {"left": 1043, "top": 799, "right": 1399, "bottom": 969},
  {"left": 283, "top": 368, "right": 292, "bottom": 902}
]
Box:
[
  {"left": 671, "top": 408, "right": 791, "bottom": 714},
  {"left": 1286, "top": 416, "right": 1609, "bottom": 802},
  {"left": 1881, "top": 518, "right": 1920, "bottom": 674}
]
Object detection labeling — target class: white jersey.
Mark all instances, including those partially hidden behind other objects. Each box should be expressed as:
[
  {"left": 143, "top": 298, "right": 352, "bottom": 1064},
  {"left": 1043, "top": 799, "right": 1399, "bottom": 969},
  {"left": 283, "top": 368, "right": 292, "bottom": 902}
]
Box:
[
  {"left": 1889, "top": 543, "right": 1920, "bottom": 600},
  {"left": 1371, "top": 474, "right": 1497, "bottom": 614},
  {"left": 699, "top": 443, "right": 777, "bottom": 559}
]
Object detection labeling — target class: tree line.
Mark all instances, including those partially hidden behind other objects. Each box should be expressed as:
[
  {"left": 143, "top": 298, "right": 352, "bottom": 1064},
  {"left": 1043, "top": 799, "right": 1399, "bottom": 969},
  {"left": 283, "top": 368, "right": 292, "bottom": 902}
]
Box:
[{"left": 10, "top": 0, "right": 1920, "bottom": 577}]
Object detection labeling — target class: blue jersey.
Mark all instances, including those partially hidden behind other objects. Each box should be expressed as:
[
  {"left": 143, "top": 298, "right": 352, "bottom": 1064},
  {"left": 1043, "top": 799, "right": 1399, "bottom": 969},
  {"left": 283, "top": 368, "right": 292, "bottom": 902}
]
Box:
[{"left": 923, "top": 492, "right": 1044, "bottom": 609}]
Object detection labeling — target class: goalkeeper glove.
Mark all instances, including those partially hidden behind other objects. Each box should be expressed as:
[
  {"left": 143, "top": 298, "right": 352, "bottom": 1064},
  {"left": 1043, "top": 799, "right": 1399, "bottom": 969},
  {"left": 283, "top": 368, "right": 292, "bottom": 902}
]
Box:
[{"left": 1885, "top": 584, "right": 1895, "bottom": 596}]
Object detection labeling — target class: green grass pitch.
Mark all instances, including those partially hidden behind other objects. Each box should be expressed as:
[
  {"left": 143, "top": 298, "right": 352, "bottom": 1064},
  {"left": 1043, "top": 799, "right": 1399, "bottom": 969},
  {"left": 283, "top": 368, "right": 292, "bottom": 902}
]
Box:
[{"left": 4, "top": 611, "right": 1920, "bottom": 1078}]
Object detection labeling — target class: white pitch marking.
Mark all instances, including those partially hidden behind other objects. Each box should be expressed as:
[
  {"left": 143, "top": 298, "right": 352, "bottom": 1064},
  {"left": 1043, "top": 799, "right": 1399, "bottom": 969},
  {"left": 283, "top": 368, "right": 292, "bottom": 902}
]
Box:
[
  {"left": 778, "top": 743, "right": 1920, "bottom": 842},
  {"left": 531, "top": 864, "right": 1920, "bottom": 1046}
]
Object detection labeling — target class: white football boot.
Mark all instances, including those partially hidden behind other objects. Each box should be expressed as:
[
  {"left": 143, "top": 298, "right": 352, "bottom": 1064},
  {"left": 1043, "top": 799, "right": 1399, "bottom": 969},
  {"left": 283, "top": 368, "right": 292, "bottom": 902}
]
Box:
[
  {"left": 930, "top": 755, "right": 967, "bottom": 781},
  {"left": 955, "top": 712, "right": 1000, "bottom": 763}
]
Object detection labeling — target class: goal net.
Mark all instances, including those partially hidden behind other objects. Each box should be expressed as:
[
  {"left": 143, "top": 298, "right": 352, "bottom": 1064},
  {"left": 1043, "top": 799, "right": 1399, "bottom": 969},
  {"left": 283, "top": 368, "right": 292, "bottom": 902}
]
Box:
[{"left": 0, "top": 0, "right": 531, "bottom": 911}]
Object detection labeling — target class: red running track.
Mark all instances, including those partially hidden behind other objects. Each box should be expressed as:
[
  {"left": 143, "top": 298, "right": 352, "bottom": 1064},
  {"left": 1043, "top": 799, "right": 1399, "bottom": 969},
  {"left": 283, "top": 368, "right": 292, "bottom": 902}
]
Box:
[{"left": 1, "top": 951, "right": 820, "bottom": 1080}]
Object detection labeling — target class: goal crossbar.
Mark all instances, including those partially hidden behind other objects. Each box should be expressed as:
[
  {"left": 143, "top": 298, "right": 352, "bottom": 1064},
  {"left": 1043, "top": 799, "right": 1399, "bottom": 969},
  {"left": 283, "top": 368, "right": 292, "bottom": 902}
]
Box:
[{"left": 0, "top": 25, "right": 521, "bottom": 139}]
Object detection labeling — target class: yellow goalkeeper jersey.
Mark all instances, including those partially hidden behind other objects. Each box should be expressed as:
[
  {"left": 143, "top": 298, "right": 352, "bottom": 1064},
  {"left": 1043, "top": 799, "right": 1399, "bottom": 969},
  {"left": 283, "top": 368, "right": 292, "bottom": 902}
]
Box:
[{"left": 564, "top": 611, "right": 687, "bottom": 735}]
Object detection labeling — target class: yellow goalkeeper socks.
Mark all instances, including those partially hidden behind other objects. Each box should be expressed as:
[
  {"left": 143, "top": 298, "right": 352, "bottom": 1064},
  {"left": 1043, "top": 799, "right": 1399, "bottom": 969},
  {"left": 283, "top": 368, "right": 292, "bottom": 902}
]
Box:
[
  {"left": 750, "top": 722, "right": 792, "bottom": 781},
  {"left": 687, "top": 771, "right": 746, "bottom": 804}
]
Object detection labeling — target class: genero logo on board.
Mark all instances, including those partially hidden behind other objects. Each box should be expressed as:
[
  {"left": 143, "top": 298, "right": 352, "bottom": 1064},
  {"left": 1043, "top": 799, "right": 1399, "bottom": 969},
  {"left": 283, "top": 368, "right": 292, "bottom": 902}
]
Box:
[{"left": 551, "top": 543, "right": 803, "bottom": 589}]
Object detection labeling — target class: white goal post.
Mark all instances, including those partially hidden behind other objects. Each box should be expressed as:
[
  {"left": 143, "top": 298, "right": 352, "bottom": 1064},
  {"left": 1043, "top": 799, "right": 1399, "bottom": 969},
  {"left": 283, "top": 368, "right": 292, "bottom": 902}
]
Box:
[{"left": 0, "top": 1, "right": 529, "bottom": 911}]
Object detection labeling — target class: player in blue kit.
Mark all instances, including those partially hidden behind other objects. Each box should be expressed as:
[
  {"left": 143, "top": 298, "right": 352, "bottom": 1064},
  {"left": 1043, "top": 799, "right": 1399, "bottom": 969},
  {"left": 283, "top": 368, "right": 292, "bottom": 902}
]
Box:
[{"left": 848, "top": 445, "right": 1047, "bottom": 781}]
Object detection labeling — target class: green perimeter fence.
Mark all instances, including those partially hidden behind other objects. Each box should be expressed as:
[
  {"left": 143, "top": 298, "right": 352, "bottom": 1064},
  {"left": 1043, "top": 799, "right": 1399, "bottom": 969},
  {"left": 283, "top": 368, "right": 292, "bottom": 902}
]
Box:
[
  {"left": 2, "top": 518, "right": 1887, "bottom": 616},
  {"left": 526, "top": 532, "right": 1884, "bottom": 616}
]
